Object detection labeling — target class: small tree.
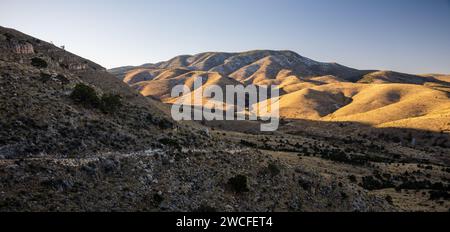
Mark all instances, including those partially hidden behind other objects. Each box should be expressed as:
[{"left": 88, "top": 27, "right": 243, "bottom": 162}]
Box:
[
  {"left": 70, "top": 83, "right": 100, "bottom": 108},
  {"left": 100, "top": 94, "right": 122, "bottom": 113}
]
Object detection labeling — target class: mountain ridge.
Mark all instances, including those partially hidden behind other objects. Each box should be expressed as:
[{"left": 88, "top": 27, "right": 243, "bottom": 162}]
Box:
[{"left": 110, "top": 50, "right": 367, "bottom": 83}]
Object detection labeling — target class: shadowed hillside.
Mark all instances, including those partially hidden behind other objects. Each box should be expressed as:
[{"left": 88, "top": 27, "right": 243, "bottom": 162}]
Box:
[{"left": 0, "top": 26, "right": 204, "bottom": 157}]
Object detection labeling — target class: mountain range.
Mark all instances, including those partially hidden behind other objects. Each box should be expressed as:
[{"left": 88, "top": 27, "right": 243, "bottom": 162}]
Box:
[{"left": 110, "top": 51, "right": 450, "bottom": 133}]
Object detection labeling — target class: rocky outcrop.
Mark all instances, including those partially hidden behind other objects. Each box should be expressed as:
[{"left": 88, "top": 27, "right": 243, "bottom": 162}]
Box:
[
  {"left": 13, "top": 42, "right": 34, "bottom": 54},
  {"left": 68, "top": 63, "right": 88, "bottom": 70}
]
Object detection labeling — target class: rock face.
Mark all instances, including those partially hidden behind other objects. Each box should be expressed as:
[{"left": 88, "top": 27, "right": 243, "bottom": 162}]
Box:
[
  {"left": 13, "top": 42, "right": 34, "bottom": 54},
  {"left": 68, "top": 63, "right": 88, "bottom": 70}
]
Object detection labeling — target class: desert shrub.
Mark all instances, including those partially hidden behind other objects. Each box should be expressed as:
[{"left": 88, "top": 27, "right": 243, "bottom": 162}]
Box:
[
  {"left": 152, "top": 193, "right": 164, "bottom": 206},
  {"left": 228, "top": 174, "right": 250, "bottom": 193},
  {"left": 361, "top": 176, "right": 382, "bottom": 190},
  {"left": 267, "top": 162, "right": 281, "bottom": 176},
  {"left": 145, "top": 114, "right": 154, "bottom": 122},
  {"left": 391, "top": 136, "right": 401, "bottom": 143},
  {"left": 385, "top": 195, "right": 394, "bottom": 205},
  {"left": 360, "top": 176, "right": 394, "bottom": 190},
  {"left": 320, "top": 149, "right": 369, "bottom": 165},
  {"left": 348, "top": 175, "right": 357, "bottom": 183},
  {"left": 39, "top": 72, "right": 51, "bottom": 83},
  {"left": 240, "top": 140, "right": 257, "bottom": 148},
  {"left": 70, "top": 83, "right": 100, "bottom": 108},
  {"left": 146, "top": 114, "right": 173, "bottom": 129},
  {"left": 31, "top": 57, "right": 48, "bottom": 68},
  {"left": 341, "top": 192, "right": 349, "bottom": 199},
  {"left": 157, "top": 118, "right": 174, "bottom": 129},
  {"left": 70, "top": 84, "right": 123, "bottom": 113},
  {"left": 397, "top": 180, "right": 448, "bottom": 191},
  {"left": 99, "top": 94, "right": 122, "bottom": 113},
  {"left": 158, "top": 137, "right": 179, "bottom": 146},
  {"left": 298, "top": 178, "right": 312, "bottom": 191},
  {"left": 318, "top": 147, "right": 392, "bottom": 165},
  {"left": 429, "top": 190, "right": 450, "bottom": 201}
]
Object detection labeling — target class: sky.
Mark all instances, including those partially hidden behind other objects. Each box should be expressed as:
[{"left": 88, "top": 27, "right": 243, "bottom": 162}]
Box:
[{"left": 1, "top": 0, "right": 449, "bottom": 74}]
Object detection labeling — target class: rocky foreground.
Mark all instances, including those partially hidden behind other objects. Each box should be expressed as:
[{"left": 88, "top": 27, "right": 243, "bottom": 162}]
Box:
[{"left": 0, "top": 144, "right": 394, "bottom": 212}]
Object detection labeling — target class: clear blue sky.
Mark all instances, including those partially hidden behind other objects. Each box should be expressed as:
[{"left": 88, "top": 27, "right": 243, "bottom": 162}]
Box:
[{"left": 1, "top": 0, "right": 449, "bottom": 74}]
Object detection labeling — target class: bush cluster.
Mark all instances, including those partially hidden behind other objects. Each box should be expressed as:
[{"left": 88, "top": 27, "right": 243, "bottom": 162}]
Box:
[
  {"left": 360, "top": 176, "right": 394, "bottom": 190},
  {"left": 146, "top": 114, "right": 174, "bottom": 129},
  {"left": 100, "top": 94, "right": 122, "bottom": 113},
  {"left": 70, "top": 83, "right": 122, "bottom": 113}
]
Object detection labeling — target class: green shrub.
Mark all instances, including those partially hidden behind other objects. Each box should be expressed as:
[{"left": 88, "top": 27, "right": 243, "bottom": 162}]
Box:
[
  {"left": 228, "top": 174, "right": 250, "bottom": 193},
  {"left": 70, "top": 83, "right": 100, "bottom": 108},
  {"left": 99, "top": 94, "right": 122, "bottom": 113},
  {"left": 31, "top": 57, "right": 48, "bottom": 68},
  {"left": 70, "top": 84, "right": 123, "bottom": 113}
]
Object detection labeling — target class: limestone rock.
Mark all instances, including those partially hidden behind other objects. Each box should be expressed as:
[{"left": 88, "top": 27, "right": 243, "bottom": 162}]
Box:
[{"left": 13, "top": 42, "right": 34, "bottom": 54}]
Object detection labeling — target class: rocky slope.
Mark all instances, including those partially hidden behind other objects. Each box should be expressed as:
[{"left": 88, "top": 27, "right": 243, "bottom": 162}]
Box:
[{"left": 0, "top": 26, "right": 205, "bottom": 158}]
